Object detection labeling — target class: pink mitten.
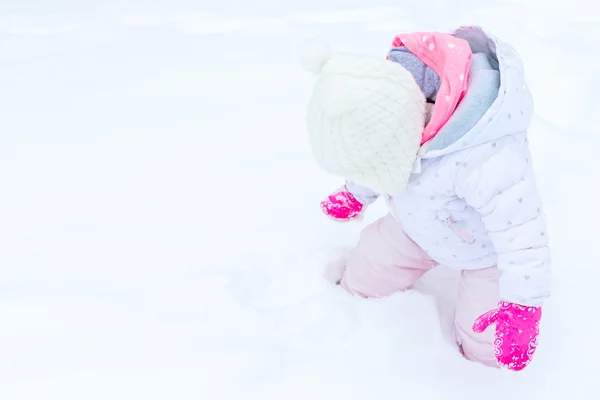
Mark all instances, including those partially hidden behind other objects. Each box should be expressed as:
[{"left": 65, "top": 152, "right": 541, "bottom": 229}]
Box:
[
  {"left": 473, "top": 301, "right": 542, "bottom": 371},
  {"left": 320, "top": 186, "right": 364, "bottom": 221}
]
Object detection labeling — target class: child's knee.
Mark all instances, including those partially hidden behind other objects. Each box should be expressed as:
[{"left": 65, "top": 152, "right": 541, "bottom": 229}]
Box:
[
  {"left": 340, "top": 248, "right": 413, "bottom": 298},
  {"left": 339, "top": 216, "right": 435, "bottom": 298},
  {"left": 454, "top": 268, "right": 501, "bottom": 367},
  {"left": 455, "top": 319, "right": 498, "bottom": 368}
]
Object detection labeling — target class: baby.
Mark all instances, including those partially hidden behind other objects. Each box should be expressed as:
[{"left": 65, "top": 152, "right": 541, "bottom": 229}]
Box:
[{"left": 299, "top": 26, "right": 550, "bottom": 371}]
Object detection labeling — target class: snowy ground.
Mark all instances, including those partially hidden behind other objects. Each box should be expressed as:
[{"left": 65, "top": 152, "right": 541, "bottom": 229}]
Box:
[{"left": 1, "top": 1, "right": 599, "bottom": 399}]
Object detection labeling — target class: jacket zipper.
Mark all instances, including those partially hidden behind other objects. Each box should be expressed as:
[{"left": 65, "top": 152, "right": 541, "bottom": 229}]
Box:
[{"left": 438, "top": 210, "right": 476, "bottom": 244}]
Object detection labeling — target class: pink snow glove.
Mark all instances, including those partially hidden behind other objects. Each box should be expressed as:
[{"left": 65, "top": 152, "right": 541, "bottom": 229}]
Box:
[
  {"left": 320, "top": 186, "right": 364, "bottom": 222},
  {"left": 473, "top": 301, "right": 542, "bottom": 371}
]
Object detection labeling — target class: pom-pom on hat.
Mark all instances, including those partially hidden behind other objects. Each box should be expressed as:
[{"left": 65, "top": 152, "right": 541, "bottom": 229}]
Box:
[
  {"left": 299, "top": 39, "right": 426, "bottom": 196},
  {"left": 298, "top": 38, "right": 332, "bottom": 75}
]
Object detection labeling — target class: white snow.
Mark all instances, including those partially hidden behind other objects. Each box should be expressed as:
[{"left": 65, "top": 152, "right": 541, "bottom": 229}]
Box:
[{"left": 1, "top": 1, "right": 599, "bottom": 399}]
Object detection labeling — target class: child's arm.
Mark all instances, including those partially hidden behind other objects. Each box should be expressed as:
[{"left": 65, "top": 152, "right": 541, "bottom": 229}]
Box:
[
  {"left": 454, "top": 141, "right": 551, "bottom": 307},
  {"left": 455, "top": 138, "right": 550, "bottom": 371}
]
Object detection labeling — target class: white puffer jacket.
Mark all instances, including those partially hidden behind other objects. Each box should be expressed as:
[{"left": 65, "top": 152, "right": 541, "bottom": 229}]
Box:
[{"left": 348, "top": 27, "right": 551, "bottom": 307}]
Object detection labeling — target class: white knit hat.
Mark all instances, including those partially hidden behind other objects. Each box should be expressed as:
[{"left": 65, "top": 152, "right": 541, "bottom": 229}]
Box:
[{"left": 299, "top": 39, "right": 426, "bottom": 196}]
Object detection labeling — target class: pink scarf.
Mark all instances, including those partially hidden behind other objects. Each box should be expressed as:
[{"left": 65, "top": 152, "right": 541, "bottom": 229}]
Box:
[{"left": 387, "top": 32, "right": 472, "bottom": 145}]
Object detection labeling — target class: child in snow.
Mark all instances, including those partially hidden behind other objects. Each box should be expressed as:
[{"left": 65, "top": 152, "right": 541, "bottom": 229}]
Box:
[{"left": 299, "top": 26, "right": 550, "bottom": 371}]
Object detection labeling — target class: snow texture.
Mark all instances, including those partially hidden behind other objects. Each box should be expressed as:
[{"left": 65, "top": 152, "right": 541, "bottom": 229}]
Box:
[{"left": 0, "top": 1, "right": 598, "bottom": 399}]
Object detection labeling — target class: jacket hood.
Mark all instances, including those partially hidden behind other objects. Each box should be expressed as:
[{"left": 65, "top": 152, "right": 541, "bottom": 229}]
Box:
[{"left": 421, "top": 26, "right": 535, "bottom": 159}]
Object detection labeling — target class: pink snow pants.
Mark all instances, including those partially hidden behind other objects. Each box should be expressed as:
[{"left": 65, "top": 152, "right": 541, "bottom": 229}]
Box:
[{"left": 340, "top": 214, "right": 499, "bottom": 367}]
